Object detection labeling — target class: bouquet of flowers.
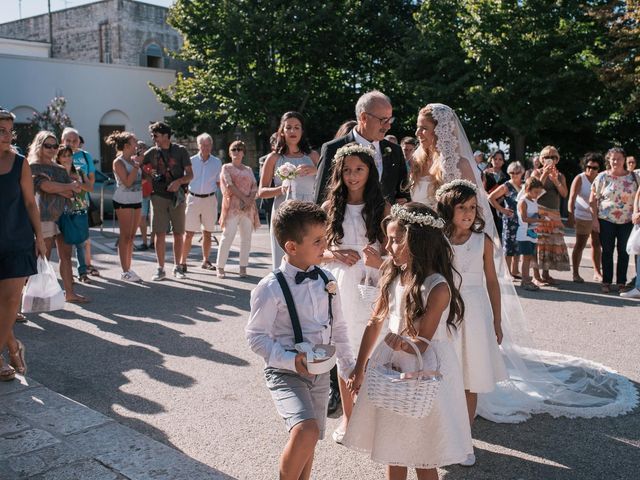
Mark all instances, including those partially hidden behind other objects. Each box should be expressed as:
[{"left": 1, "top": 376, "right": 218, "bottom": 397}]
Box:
[{"left": 275, "top": 162, "right": 298, "bottom": 198}]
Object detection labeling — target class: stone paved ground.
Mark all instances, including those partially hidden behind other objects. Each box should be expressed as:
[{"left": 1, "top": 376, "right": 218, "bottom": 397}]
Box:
[{"left": 3, "top": 223, "right": 639, "bottom": 479}]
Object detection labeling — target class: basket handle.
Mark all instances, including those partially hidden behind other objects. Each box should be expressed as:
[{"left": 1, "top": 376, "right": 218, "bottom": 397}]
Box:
[{"left": 413, "top": 335, "right": 440, "bottom": 373}]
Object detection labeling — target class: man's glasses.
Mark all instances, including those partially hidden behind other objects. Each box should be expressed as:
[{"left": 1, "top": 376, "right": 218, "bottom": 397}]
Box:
[
  {"left": 230, "top": 148, "right": 244, "bottom": 152},
  {"left": 42, "top": 143, "right": 59, "bottom": 150},
  {"left": 585, "top": 165, "right": 599, "bottom": 171},
  {"left": 0, "top": 128, "right": 15, "bottom": 138},
  {"left": 365, "top": 112, "right": 395, "bottom": 125}
]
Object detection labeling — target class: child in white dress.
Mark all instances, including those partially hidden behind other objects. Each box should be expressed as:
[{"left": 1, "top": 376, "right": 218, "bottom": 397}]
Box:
[
  {"left": 343, "top": 203, "right": 472, "bottom": 480},
  {"left": 321, "top": 143, "right": 390, "bottom": 442},
  {"left": 436, "top": 179, "right": 508, "bottom": 466}
]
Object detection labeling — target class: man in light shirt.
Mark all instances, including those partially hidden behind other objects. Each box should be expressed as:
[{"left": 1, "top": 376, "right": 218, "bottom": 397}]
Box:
[{"left": 180, "top": 133, "right": 222, "bottom": 271}]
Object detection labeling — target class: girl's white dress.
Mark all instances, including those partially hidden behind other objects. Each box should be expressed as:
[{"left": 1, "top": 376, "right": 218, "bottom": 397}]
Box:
[
  {"left": 269, "top": 154, "right": 316, "bottom": 269},
  {"left": 343, "top": 273, "right": 473, "bottom": 469},
  {"left": 452, "top": 232, "right": 508, "bottom": 393},
  {"left": 326, "top": 203, "right": 381, "bottom": 350}
]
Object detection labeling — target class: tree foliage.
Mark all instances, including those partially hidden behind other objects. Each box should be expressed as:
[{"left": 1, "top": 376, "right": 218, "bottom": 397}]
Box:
[{"left": 154, "top": 0, "right": 638, "bottom": 164}]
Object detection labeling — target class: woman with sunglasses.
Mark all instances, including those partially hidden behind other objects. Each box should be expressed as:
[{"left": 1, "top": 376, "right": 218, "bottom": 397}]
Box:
[
  {"left": 258, "top": 111, "right": 320, "bottom": 269},
  {"left": 216, "top": 141, "right": 260, "bottom": 278},
  {"left": 29, "top": 131, "right": 88, "bottom": 303},
  {"left": 0, "top": 110, "right": 46, "bottom": 380},
  {"left": 568, "top": 153, "right": 603, "bottom": 283},
  {"left": 529, "top": 145, "right": 570, "bottom": 285}
]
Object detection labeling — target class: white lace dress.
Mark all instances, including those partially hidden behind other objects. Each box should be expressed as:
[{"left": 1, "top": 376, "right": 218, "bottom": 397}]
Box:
[
  {"left": 343, "top": 274, "right": 473, "bottom": 469},
  {"left": 452, "top": 232, "right": 508, "bottom": 392},
  {"left": 326, "top": 204, "right": 382, "bottom": 351}
]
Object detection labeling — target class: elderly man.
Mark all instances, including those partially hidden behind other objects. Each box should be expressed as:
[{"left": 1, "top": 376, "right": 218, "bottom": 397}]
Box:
[
  {"left": 180, "top": 133, "right": 222, "bottom": 271},
  {"left": 61, "top": 127, "right": 98, "bottom": 281},
  {"left": 142, "top": 122, "right": 193, "bottom": 281},
  {"left": 313, "top": 90, "right": 410, "bottom": 204}
]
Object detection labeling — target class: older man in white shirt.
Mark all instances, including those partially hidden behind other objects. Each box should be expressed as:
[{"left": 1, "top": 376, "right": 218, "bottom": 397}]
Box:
[{"left": 180, "top": 133, "right": 222, "bottom": 271}]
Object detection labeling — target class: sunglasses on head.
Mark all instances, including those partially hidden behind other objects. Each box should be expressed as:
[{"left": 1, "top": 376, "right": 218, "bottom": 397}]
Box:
[{"left": 43, "top": 143, "right": 59, "bottom": 150}]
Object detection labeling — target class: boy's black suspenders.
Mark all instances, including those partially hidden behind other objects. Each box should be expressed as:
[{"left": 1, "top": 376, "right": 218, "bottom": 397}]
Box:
[{"left": 273, "top": 268, "right": 334, "bottom": 345}]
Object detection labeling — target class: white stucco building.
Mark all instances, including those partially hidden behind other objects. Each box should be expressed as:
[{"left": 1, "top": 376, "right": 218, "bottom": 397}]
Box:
[{"left": 0, "top": 0, "right": 181, "bottom": 171}]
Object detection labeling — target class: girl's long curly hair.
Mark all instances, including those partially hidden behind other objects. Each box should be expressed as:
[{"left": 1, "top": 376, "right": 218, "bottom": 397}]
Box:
[
  {"left": 373, "top": 203, "right": 464, "bottom": 336},
  {"left": 325, "top": 144, "right": 386, "bottom": 247},
  {"left": 436, "top": 184, "right": 485, "bottom": 238}
]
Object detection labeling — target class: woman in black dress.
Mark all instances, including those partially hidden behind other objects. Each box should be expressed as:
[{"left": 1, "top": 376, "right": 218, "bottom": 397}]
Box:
[{"left": 0, "top": 109, "right": 46, "bottom": 380}]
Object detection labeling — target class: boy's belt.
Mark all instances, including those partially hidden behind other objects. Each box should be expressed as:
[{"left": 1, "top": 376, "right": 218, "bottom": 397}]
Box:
[{"left": 189, "top": 191, "right": 216, "bottom": 198}]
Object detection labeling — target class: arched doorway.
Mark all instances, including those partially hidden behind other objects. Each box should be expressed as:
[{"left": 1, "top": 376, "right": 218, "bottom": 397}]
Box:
[
  {"left": 10, "top": 105, "right": 38, "bottom": 154},
  {"left": 99, "top": 109, "right": 129, "bottom": 172}
]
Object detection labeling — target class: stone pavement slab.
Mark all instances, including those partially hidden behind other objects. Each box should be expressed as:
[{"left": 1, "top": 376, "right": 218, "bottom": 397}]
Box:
[{"left": 0, "top": 376, "right": 234, "bottom": 479}]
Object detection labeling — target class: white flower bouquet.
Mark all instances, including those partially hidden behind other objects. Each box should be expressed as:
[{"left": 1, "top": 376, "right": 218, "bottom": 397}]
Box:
[{"left": 275, "top": 162, "right": 298, "bottom": 198}]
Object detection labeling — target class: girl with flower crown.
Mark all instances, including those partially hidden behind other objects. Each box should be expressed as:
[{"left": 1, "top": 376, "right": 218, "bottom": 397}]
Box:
[
  {"left": 436, "top": 179, "right": 508, "bottom": 466},
  {"left": 343, "top": 202, "right": 472, "bottom": 479},
  {"left": 321, "top": 142, "right": 390, "bottom": 443}
]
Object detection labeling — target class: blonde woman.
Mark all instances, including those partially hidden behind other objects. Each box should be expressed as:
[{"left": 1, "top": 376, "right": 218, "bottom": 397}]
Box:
[
  {"left": 216, "top": 141, "right": 260, "bottom": 278},
  {"left": 530, "top": 146, "right": 570, "bottom": 285},
  {"left": 29, "top": 131, "right": 88, "bottom": 303}
]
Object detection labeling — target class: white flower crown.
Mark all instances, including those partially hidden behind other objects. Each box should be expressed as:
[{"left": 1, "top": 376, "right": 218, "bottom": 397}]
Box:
[
  {"left": 390, "top": 204, "right": 446, "bottom": 229},
  {"left": 333, "top": 144, "right": 376, "bottom": 162},
  {"left": 434, "top": 179, "right": 478, "bottom": 201}
]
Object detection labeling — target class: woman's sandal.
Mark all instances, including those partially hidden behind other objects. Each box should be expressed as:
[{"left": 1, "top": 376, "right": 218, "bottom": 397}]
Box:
[
  {"left": 0, "top": 356, "right": 16, "bottom": 382},
  {"left": 8, "top": 340, "right": 26, "bottom": 375},
  {"left": 86, "top": 265, "right": 100, "bottom": 277},
  {"left": 239, "top": 267, "right": 248, "bottom": 278},
  {"left": 78, "top": 273, "right": 92, "bottom": 284},
  {"left": 217, "top": 269, "right": 226, "bottom": 279},
  {"left": 66, "top": 294, "right": 90, "bottom": 304}
]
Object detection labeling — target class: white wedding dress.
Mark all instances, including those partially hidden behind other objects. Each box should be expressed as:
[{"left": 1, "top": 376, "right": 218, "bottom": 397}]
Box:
[{"left": 423, "top": 103, "right": 638, "bottom": 422}]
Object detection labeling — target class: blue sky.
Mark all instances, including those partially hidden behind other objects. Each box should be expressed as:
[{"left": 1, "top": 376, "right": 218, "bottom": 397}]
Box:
[{"left": 0, "top": 0, "right": 174, "bottom": 24}]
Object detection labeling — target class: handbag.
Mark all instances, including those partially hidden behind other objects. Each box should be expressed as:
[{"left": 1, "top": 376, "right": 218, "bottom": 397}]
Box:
[
  {"left": 626, "top": 224, "right": 640, "bottom": 255},
  {"left": 22, "top": 257, "right": 65, "bottom": 313},
  {"left": 57, "top": 210, "right": 89, "bottom": 245}
]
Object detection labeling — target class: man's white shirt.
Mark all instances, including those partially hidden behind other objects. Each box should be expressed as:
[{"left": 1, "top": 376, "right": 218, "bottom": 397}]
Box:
[{"left": 189, "top": 153, "right": 222, "bottom": 194}]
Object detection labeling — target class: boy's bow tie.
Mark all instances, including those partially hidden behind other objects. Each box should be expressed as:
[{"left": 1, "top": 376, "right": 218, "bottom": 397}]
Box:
[{"left": 295, "top": 268, "right": 319, "bottom": 284}]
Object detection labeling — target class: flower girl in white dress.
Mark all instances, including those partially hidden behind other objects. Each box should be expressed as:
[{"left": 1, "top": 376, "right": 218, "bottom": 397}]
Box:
[
  {"left": 436, "top": 179, "right": 508, "bottom": 466},
  {"left": 321, "top": 143, "right": 390, "bottom": 440},
  {"left": 343, "top": 203, "right": 472, "bottom": 480}
]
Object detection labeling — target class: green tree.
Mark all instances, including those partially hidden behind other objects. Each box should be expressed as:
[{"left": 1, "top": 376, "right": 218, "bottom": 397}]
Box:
[
  {"left": 29, "top": 96, "right": 73, "bottom": 140},
  {"left": 406, "top": 0, "right": 614, "bottom": 165},
  {"left": 152, "top": 0, "right": 417, "bottom": 145}
]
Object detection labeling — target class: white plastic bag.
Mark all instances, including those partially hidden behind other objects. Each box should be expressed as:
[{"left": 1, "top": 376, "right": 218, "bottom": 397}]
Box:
[
  {"left": 626, "top": 225, "right": 640, "bottom": 255},
  {"left": 21, "top": 257, "right": 65, "bottom": 313}
]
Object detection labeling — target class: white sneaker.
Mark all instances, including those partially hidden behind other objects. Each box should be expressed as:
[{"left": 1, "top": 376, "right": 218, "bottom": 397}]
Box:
[
  {"left": 127, "top": 270, "right": 142, "bottom": 283},
  {"left": 620, "top": 287, "right": 640, "bottom": 299},
  {"left": 121, "top": 271, "right": 134, "bottom": 282},
  {"left": 459, "top": 453, "right": 476, "bottom": 467},
  {"left": 332, "top": 428, "right": 346, "bottom": 445}
]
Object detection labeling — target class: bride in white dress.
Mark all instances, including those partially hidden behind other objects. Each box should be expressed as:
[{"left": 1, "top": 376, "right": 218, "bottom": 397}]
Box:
[{"left": 414, "top": 103, "right": 638, "bottom": 423}]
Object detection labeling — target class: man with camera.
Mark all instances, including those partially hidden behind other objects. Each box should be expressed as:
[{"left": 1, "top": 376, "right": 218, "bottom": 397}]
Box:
[{"left": 142, "top": 122, "right": 193, "bottom": 281}]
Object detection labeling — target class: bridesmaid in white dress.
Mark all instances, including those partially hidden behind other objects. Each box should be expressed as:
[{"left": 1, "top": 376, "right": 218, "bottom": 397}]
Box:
[
  {"left": 257, "top": 112, "right": 319, "bottom": 269},
  {"left": 344, "top": 203, "right": 472, "bottom": 479},
  {"left": 321, "top": 143, "right": 389, "bottom": 441}
]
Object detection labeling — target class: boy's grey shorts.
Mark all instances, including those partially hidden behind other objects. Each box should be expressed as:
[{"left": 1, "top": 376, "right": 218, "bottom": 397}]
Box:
[{"left": 264, "top": 367, "right": 330, "bottom": 439}]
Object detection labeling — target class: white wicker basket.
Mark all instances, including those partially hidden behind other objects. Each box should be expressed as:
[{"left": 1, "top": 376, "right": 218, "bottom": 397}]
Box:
[{"left": 366, "top": 335, "right": 442, "bottom": 418}]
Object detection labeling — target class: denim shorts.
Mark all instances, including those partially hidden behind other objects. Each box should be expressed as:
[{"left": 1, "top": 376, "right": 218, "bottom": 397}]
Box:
[
  {"left": 141, "top": 196, "right": 151, "bottom": 217},
  {"left": 264, "top": 367, "right": 330, "bottom": 439},
  {"left": 518, "top": 241, "right": 537, "bottom": 256}
]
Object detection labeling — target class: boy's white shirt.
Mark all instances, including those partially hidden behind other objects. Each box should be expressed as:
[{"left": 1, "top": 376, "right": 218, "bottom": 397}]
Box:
[{"left": 246, "top": 259, "right": 356, "bottom": 379}]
